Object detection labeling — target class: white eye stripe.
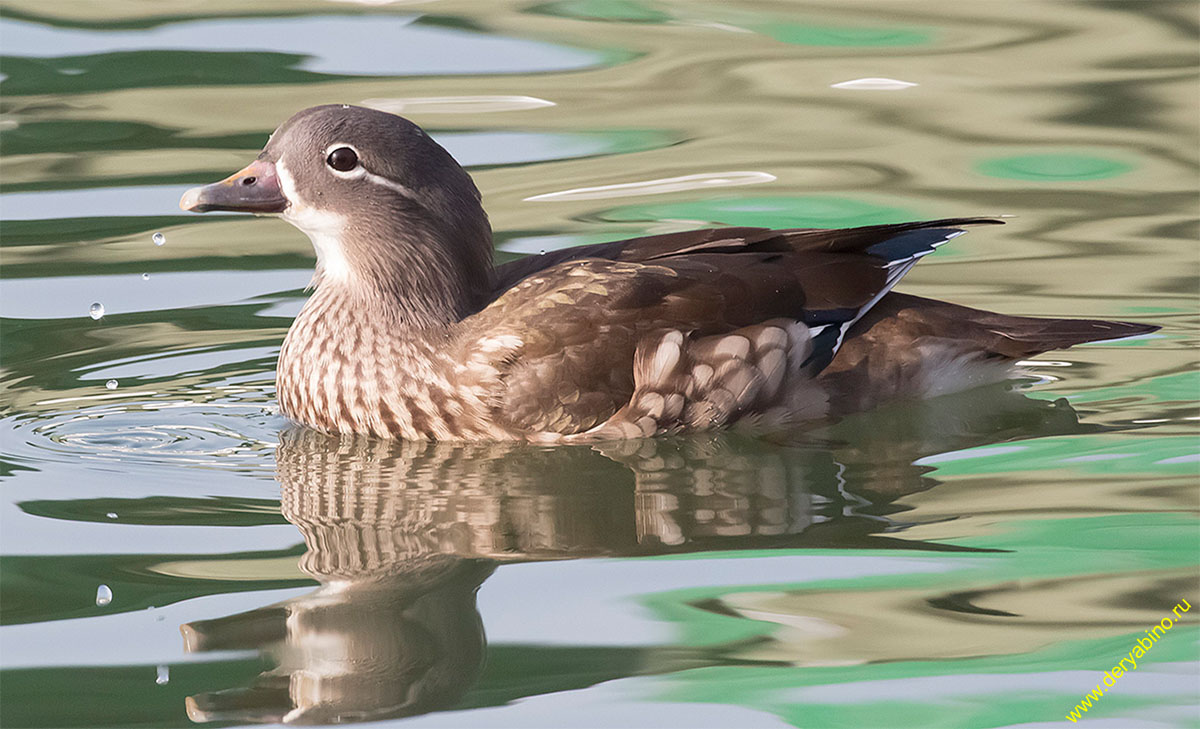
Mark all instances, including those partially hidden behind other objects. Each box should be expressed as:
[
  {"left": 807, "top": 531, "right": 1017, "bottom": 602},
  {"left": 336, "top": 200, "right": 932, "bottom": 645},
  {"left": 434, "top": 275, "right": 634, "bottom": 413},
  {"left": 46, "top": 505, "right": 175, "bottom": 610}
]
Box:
[{"left": 362, "top": 169, "right": 416, "bottom": 197}]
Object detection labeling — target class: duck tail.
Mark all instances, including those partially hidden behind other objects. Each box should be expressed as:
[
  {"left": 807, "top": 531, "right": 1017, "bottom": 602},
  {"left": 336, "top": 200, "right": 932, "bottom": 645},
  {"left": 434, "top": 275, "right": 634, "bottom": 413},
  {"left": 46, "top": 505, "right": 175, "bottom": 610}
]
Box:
[
  {"left": 858, "top": 293, "right": 1159, "bottom": 359},
  {"left": 981, "top": 316, "right": 1159, "bottom": 356}
]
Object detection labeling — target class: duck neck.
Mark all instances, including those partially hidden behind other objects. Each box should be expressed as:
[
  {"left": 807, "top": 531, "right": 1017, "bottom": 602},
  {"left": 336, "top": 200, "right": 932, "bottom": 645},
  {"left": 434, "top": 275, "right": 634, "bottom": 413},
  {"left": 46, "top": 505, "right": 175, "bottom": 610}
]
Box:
[{"left": 310, "top": 218, "right": 494, "bottom": 331}]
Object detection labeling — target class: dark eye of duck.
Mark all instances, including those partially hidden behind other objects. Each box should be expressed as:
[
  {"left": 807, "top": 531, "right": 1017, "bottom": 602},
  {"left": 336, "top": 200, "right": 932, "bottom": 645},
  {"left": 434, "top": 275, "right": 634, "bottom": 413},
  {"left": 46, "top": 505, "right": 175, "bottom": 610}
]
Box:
[{"left": 326, "top": 147, "right": 358, "bottom": 172}]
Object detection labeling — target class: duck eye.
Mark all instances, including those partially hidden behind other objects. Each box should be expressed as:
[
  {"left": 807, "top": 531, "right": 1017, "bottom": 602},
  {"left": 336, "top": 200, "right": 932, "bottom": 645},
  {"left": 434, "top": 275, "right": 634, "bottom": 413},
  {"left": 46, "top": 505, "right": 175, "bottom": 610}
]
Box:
[{"left": 327, "top": 147, "right": 358, "bottom": 172}]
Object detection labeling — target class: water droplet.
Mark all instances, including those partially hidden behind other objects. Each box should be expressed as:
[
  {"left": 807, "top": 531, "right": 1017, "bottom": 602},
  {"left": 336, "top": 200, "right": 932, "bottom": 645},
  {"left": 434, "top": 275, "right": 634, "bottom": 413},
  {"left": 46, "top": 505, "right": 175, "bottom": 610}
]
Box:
[
  {"left": 156, "top": 665, "right": 170, "bottom": 685},
  {"left": 96, "top": 584, "right": 113, "bottom": 606},
  {"left": 141, "top": 273, "right": 150, "bottom": 281},
  {"left": 106, "top": 512, "right": 118, "bottom": 519},
  {"left": 152, "top": 232, "right": 165, "bottom": 246},
  {"left": 89, "top": 302, "right": 104, "bottom": 320},
  {"left": 105, "top": 379, "right": 118, "bottom": 390}
]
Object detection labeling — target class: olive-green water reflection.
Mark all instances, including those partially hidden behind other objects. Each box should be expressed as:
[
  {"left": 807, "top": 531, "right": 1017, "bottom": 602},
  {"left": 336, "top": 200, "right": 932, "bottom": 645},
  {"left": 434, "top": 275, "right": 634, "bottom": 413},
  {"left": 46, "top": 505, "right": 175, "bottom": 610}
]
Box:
[
  {"left": 2, "top": 1, "right": 1196, "bottom": 727},
  {"left": 182, "top": 387, "right": 1098, "bottom": 724}
]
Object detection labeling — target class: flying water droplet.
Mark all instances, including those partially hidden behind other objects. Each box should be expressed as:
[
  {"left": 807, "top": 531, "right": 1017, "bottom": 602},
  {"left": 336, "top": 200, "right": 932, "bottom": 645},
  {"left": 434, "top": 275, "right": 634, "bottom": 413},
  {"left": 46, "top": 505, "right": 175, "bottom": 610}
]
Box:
[
  {"left": 152, "top": 232, "right": 165, "bottom": 246},
  {"left": 106, "top": 512, "right": 118, "bottom": 519},
  {"left": 89, "top": 302, "right": 104, "bottom": 320},
  {"left": 96, "top": 584, "right": 113, "bottom": 606},
  {"left": 156, "top": 665, "right": 170, "bottom": 685},
  {"left": 105, "top": 379, "right": 118, "bottom": 390},
  {"left": 141, "top": 273, "right": 150, "bottom": 281}
]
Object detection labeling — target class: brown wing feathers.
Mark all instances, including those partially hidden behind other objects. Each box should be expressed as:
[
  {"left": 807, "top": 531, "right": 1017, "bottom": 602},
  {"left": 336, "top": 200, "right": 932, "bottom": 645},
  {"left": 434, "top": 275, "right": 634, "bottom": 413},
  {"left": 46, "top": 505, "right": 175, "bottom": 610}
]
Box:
[
  {"left": 474, "top": 218, "right": 1154, "bottom": 437},
  {"left": 490, "top": 217, "right": 1005, "bottom": 297},
  {"left": 475, "top": 222, "right": 962, "bottom": 434},
  {"left": 583, "top": 320, "right": 813, "bottom": 439},
  {"left": 490, "top": 219, "right": 997, "bottom": 330}
]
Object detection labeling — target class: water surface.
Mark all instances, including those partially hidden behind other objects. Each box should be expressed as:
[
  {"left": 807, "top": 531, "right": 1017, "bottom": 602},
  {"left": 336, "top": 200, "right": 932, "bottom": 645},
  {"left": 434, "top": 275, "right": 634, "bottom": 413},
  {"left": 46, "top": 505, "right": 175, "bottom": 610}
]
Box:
[{"left": 1, "top": 1, "right": 1197, "bottom": 727}]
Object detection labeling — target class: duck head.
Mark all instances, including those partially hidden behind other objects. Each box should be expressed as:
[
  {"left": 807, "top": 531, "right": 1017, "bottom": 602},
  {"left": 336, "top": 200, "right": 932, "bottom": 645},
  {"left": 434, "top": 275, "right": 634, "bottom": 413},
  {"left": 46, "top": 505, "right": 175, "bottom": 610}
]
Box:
[{"left": 181, "top": 104, "right": 494, "bottom": 324}]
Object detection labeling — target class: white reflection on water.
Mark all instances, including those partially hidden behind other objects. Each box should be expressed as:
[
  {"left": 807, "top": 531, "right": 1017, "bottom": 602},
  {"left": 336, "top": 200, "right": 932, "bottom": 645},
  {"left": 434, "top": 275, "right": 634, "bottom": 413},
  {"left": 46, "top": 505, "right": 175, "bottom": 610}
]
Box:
[
  {"left": 0, "top": 16, "right": 602, "bottom": 76},
  {"left": 780, "top": 667, "right": 1198, "bottom": 702},
  {"left": 326, "top": 0, "right": 426, "bottom": 5},
  {"left": 481, "top": 554, "right": 967, "bottom": 647},
  {"left": 831, "top": 77, "right": 919, "bottom": 90},
  {"left": 0, "top": 184, "right": 212, "bottom": 221},
  {"left": 525, "top": 171, "right": 778, "bottom": 202},
  {"left": 913, "top": 444, "right": 1028, "bottom": 465},
  {"left": 392, "top": 678, "right": 794, "bottom": 729},
  {"left": 0, "top": 587, "right": 314, "bottom": 668},
  {"left": 363, "top": 95, "right": 557, "bottom": 114},
  {"left": 0, "top": 133, "right": 631, "bottom": 220},
  {"left": 0, "top": 1, "right": 1194, "bottom": 725},
  {"left": 0, "top": 270, "right": 311, "bottom": 319}
]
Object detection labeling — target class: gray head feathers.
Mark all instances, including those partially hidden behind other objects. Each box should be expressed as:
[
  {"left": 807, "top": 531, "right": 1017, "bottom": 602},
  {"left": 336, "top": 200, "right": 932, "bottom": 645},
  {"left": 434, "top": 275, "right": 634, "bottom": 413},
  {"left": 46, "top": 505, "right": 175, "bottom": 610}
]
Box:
[{"left": 264, "top": 104, "right": 494, "bottom": 325}]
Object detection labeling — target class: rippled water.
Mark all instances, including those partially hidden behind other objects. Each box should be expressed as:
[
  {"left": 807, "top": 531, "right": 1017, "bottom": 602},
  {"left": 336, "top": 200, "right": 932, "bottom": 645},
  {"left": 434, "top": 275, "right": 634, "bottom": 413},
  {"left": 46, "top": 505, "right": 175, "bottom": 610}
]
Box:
[{"left": 1, "top": 2, "right": 1197, "bottom": 727}]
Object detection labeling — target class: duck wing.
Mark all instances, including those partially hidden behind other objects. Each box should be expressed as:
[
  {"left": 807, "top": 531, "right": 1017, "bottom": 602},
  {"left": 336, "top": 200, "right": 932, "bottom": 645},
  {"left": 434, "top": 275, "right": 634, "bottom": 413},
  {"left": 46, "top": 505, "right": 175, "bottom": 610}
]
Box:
[
  {"left": 490, "top": 217, "right": 1004, "bottom": 294},
  {"left": 461, "top": 219, "right": 996, "bottom": 435}
]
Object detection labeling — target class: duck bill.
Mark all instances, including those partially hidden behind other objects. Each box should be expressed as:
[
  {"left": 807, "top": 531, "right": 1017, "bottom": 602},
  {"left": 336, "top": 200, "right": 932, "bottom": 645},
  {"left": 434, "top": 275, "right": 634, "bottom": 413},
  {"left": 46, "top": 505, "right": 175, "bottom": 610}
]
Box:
[{"left": 180, "top": 159, "right": 287, "bottom": 214}]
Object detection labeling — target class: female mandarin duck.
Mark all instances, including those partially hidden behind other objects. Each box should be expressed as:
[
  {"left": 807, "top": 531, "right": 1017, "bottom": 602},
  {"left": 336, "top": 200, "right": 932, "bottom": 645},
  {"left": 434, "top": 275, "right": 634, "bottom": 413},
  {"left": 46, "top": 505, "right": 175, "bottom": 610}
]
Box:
[{"left": 181, "top": 105, "right": 1154, "bottom": 442}]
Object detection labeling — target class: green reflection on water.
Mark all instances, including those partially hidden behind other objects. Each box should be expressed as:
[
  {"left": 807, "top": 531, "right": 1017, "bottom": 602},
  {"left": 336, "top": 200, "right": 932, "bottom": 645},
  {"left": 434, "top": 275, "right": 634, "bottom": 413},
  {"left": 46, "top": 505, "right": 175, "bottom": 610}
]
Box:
[
  {"left": 602, "top": 196, "right": 915, "bottom": 228},
  {"left": 0, "top": 51, "right": 321, "bottom": 95},
  {"left": 534, "top": 0, "right": 932, "bottom": 46},
  {"left": 458, "top": 645, "right": 645, "bottom": 710},
  {"left": 636, "top": 512, "right": 1198, "bottom": 645},
  {"left": 976, "top": 154, "right": 1134, "bottom": 182},
  {"left": 1058, "top": 371, "right": 1198, "bottom": 406},
  {"left": 0, "top": 119, "right": 263, "bottom": 157},
  {"left": 920, "top": 434, "right": 1198, "bottom": 477},
  {"left": 533, "top": 0, "right": 671, "bottom": 23},
  {"left": 1, "top": 0, "right": 1196, "bottom": 726},
  {"left": 633, "top": 512, "right": 1198, "bottom": 728},
  {"left": 0, "top": 547, "right": 310, "bottom": 626},
  {"left": 0, "top": 659, "right": 268, "bottom": 729},
  {"left": 654, "top": 619, "right": 1200, "bottom": 729},
  {"left": 751, "top": 23, "right": 931, "bottom": 47}
]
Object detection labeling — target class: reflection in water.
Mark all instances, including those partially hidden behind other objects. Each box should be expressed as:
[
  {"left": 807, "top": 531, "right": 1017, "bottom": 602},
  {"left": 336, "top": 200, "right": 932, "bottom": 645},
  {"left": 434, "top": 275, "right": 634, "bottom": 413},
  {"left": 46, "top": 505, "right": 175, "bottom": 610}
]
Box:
[
  {"left": 1, "top": 2, "right": 1193, "bottom": 727},
  {"left": 182, "top": 386, "right": 1100, "bottom": 724},
  {"left": 183, "top": 554, "right": 492, "bottom": 724}
]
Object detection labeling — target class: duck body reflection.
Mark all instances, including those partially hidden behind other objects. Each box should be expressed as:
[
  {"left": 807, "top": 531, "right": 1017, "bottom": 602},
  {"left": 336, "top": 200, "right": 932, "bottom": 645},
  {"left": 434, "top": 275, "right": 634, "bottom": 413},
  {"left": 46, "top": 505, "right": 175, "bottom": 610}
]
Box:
[{"left": 183, "top": 385, "right": 1103, "bottom": 724}]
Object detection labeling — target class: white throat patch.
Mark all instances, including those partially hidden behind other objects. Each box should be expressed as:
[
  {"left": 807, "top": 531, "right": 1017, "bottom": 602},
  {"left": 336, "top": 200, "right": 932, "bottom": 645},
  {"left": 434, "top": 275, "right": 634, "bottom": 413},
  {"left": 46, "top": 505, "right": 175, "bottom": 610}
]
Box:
[{"left": 277, "top": 157, "right": 353, "bottom": 286}]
